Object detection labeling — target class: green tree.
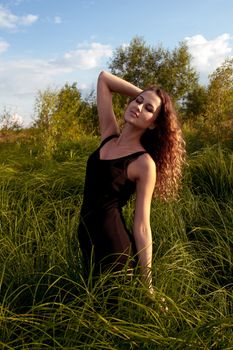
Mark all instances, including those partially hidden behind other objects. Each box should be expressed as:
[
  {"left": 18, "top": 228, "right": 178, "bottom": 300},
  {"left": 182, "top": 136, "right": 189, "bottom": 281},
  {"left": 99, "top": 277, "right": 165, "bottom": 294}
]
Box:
[
  {"left": 109, "top": 36, "right": 157, "bottom": 88},
  {"left": 33, "top": 88, "right": 59, "bottom": 157},
  {"left": 81, "top": 89, "right": 99, "bottom": 134},
  {"left": 33, "top": 82, "right": 99, "bottom": 157},
  {"left": 0, "top": 107, "right": 23, "bottom": 133},
  {"left": 155, "top": 42, "right": 198, "bottom": 101},
  {"left": 205, "top": 58, "right": 233, "bottom": 143},
  {"left": 108, "top": 36, "right": 198, "bottom": 110},
  {"left": 52, "top": 82, "right": 83, "bottom": 139},
  {"left": 182, "top": 84, "right": 208, "bottom": 122},
  {"left": 33, "top": 83, "right": 83, "bottom": 157},
  {"left": 33, "top": 88, "right": 58, "bottom": 130}
]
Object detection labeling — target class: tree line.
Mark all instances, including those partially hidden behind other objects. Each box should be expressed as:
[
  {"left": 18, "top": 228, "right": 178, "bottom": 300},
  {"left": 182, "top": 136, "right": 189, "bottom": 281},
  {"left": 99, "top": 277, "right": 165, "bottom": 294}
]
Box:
[{"left": 1, "top": 36, "right": 233, "bottom": 152}]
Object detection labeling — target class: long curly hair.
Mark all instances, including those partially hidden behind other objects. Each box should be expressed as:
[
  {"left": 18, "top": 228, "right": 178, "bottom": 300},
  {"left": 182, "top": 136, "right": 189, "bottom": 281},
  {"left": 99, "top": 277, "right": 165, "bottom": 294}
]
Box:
[{"left": 140, "top": 87, "right": 186, "bottom": 200}]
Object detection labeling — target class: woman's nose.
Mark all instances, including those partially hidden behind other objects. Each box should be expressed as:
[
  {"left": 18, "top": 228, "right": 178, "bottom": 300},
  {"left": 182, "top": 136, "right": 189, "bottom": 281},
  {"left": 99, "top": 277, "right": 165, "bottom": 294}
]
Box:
[{"left": 136, "top": 103, "right": 143, "bottom": 111}]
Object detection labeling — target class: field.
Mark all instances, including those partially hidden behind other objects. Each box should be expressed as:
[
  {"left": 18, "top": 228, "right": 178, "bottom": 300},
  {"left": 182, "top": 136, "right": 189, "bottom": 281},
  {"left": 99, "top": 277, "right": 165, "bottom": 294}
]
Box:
[{"left": 0, "top": 132, "right": 232, "bottom": 349}]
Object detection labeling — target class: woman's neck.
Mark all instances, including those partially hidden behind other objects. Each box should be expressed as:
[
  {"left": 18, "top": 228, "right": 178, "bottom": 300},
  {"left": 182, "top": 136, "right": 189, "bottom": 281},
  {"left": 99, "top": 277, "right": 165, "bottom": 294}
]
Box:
[{"left": 116, "top": 123, "right": 145, "bottom": 148}]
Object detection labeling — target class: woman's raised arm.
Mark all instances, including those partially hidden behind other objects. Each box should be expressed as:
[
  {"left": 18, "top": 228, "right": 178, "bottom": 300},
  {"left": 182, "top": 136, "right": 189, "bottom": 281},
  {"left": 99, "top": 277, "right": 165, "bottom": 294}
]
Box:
[{"left": 97, "top": 71, "right": 142, "bottom": 140}]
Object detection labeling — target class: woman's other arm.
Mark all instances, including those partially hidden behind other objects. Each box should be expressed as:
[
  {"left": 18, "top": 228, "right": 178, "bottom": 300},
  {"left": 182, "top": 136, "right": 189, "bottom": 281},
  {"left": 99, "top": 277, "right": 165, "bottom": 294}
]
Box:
[{"left": 129, "top": 154, "right": 156, "bottom": 293}]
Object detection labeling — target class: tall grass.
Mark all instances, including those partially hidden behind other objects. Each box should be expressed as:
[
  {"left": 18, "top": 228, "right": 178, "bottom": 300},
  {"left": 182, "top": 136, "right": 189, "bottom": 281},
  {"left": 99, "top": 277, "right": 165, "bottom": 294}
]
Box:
[{"left": 0, "top": 138, "right": 232, "bottom": 349}]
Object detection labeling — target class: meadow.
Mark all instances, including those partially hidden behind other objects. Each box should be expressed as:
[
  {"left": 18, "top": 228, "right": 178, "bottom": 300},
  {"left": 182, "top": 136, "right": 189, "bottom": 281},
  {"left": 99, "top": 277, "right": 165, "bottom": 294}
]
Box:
[{"left": 0, "top": 131, "right": 232, "bottom": 349}]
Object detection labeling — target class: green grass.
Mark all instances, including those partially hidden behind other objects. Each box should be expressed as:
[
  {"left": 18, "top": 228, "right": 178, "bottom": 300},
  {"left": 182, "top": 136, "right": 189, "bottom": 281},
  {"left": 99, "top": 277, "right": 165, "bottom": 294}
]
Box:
[{"left": 0, "top": 136, "right": 232, "bottom": 349}]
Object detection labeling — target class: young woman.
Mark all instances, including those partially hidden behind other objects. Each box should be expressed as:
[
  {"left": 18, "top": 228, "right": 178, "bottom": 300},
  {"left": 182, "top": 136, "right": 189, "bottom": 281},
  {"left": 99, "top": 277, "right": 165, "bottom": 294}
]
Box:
[{"left": 78, "top": 71, "right": 185, "bottom": 296}]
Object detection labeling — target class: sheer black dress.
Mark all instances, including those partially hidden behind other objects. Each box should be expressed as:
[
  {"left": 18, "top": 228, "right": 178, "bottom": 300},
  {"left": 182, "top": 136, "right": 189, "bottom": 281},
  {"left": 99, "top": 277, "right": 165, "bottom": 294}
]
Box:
[{"left": 78, "top": 134, "right": 146, "bottom": 278}]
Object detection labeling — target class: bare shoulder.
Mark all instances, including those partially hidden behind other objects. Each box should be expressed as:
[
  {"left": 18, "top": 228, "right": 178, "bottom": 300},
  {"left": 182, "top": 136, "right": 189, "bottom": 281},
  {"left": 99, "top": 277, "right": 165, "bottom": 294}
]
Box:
[
  {"left": 128, "top": 153, "right": 156, "bottom": 183},
  {"left": 136, "top": 153, "right": 155, "bottom": 171}
]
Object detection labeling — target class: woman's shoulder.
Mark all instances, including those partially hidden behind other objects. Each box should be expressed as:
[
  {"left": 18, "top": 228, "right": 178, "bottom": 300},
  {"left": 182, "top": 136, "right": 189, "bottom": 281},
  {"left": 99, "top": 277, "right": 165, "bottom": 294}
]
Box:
[
  {"left": 128, "top": 152, "right": 156, "bottom": 183},
  {"left": 137, "top": 153, "right": 156, "bottom": 174}
]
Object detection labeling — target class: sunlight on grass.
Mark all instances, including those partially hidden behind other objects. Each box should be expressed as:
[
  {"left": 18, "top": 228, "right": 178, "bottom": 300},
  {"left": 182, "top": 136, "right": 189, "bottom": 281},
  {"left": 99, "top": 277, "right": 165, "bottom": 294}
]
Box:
[{"left": 0, "top": 138, "right": 232, "bottom": 349}]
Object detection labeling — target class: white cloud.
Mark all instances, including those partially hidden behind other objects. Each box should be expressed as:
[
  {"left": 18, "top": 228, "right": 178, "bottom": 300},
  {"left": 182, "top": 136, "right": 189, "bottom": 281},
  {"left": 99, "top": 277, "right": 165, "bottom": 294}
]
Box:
[
  {"left": 78, "top": 83, "right": 89, "bottom": 90},
  {"left": 54, "top": 16, "right": 61, "bottom": 24},
  {"left": 0, "top": 41, "right": 113, "bottom": 125},
  {"left": 63, "top": 42, "right": 113, "bottom": 70},
  {"left": 0, "top": 39, "right": 9, "bottom": 53},
  {"left": 20, "top": 14, "right": 38, "bottom": 26},
  {"left": 0, "top": 58, "right": 63, "bottom": 126},
  {"left": 12, "top": 112, "right": 23, "bottom": 126},
  {"left": 185, "top": 33, "right": 233, "bottom": 80},
  {"left": 0, "top": 5, "right": 38, "bottom": 29},
  {"left": 0, "top": 42, "right": 112, "bottom": 94},
  {"left": 0, "top": 110, "right": 24, "bottom": 128}
]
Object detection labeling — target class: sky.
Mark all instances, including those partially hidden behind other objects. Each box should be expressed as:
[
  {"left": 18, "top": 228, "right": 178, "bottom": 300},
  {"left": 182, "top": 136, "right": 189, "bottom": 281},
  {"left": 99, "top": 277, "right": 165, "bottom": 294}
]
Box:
[{"left": 0, "top": 0, "right": 233, "bottom": 126}]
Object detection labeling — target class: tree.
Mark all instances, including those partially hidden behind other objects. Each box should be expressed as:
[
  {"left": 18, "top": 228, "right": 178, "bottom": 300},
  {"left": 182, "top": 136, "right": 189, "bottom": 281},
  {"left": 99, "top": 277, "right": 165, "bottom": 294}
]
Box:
[
  {"left": 33, "top": 87, "right": 58, "bottom": 130},
  {"left": 33, "top": 82, "right": 99, "bottom": 157},
  {"left": 205, "top": 58, "right": 233, "bottom": 143},
  {"left": 0, "top": 107, "right": 23, "bottom": 133},
  {"left": 52, "top": 83, "right": 83, "bottom": 139},
  {"left": 82, "top": 89, "right": 99, "bottom": 134},
  {"left": 53, "top": 83, "right": 99, "bottom": 137},
  {"left": 108, "top": 36, "right": 198, "bottom": 107},
  {"left": 155, "top": 42, "right": 198, "bottom": 101},
  {"left": 109, "top": 36, "right": 157, "bottom": 88},
  {"left": 181, "top": 84, "right": 208, "bottom": 122}
]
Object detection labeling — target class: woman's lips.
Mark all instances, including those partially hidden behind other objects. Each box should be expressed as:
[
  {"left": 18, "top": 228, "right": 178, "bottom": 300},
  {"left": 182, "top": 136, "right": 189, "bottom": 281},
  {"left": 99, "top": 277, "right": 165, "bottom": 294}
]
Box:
[{"left": 130, "top": 110, "right": 139, "bottom": 118}]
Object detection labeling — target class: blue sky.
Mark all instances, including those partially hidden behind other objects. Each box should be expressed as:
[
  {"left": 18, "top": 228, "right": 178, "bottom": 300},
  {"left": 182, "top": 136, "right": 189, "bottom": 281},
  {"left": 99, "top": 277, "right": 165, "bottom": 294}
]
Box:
[{"left": 0, "top": 0, "right": 233, "bottom": 126}]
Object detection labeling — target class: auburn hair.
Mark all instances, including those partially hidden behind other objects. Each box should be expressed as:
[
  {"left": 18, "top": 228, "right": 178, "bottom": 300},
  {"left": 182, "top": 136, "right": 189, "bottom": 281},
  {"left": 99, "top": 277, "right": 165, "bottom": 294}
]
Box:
[{"left": 139, "top": 87, "right": 186, "bottom": 200}]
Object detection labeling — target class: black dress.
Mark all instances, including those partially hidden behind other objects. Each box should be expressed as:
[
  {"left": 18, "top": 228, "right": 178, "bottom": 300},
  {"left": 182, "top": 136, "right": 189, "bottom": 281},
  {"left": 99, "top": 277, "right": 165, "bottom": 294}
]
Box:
[{"left": 78, "top": 134, "right": 146, "bottom": 277}]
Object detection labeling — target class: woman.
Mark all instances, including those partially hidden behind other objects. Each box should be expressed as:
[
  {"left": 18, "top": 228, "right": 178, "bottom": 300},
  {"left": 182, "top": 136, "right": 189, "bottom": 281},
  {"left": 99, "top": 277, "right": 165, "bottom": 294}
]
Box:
[{"left": 78, "top": 71, "right": 185, "bottom": 296}]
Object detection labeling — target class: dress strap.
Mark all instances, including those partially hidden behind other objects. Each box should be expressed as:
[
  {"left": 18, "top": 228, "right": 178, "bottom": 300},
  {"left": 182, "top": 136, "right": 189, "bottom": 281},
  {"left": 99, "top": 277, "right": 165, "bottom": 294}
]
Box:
[
  {"left": 99, "top": 134, "right": 119, "bottom": 149},
  {"left": 124, "top": 151, "right": 147, "bottom": 166}
]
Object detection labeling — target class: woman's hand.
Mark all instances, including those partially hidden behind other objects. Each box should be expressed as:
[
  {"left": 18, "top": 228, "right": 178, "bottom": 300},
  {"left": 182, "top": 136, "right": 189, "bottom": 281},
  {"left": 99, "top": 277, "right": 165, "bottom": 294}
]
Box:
[{"left": 145, "top": 286, "right": 169, "bottom": 313}]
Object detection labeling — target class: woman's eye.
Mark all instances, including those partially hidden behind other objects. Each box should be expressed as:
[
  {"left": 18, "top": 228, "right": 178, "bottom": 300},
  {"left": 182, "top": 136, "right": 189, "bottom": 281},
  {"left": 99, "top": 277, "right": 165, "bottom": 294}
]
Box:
[
  {"left": 136, "top": 96, "right": 144, "bottom": 104},
  {"left": 146, "top": 105, "right": 154, "bottom": 113}
]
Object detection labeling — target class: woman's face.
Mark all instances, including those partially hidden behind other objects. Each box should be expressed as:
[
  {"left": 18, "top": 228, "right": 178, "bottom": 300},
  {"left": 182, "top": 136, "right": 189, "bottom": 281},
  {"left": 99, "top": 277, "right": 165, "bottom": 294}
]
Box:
[{"left": 124, "top": 90, "right": 161, "bottom": 130}]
